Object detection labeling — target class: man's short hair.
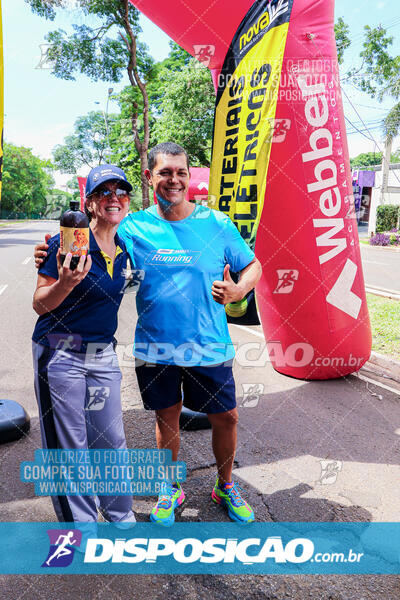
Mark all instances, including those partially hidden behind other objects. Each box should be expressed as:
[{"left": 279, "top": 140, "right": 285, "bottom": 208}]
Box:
[{"left": 148, "top": 142, "right": 190, "bottom": 173}]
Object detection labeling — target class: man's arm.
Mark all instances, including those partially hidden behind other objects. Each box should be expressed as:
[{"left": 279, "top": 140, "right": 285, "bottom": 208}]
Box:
[{"left": 211, "top": 258, "right": 262, "bottom": 305}]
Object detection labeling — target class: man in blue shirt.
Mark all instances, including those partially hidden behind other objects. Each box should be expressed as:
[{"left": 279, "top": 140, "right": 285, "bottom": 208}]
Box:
[
  {"left": 119, "top": 143, "right": 262, "bottom": 525},
  {"left": 35, "top": 143, "right": 262, "bottom": 525}
]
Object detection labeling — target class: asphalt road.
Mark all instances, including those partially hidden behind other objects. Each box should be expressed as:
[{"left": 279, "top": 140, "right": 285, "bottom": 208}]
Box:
[
  {"left": 360, "top": 244, "right": 400, "bottom": 293},
  {"left": 0, "top": 221, "right": 399, "bottom": 599}
]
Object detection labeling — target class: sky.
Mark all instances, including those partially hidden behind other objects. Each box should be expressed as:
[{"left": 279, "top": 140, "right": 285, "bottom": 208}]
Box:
[{"left": 3, "top": 0, "right": 400, "bottom": 189}]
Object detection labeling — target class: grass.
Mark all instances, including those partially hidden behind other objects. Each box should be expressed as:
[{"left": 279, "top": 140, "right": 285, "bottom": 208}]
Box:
[
  {"left": 367, "top": 293, "right": 400, "bottom": 360},
  {"left": 0, "top": 220, "right": 31, "bottom": 227}
]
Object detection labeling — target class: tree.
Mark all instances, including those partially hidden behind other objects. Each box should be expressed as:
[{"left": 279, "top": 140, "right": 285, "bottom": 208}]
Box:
[
  {"left": 152, "top": 59, "right": 215, "bottom": 167},
  {"left": 44, "top": 188, "right": 72, "bottom": 219},
  {"left": 350, "top": 152, "right": 382, "bottom": 169},
  {"left": 25, "top": 0, "right": 155, "bottom": 208},
  {"left": 1, "top": 142, "right": 55, "bottom": 217},
  {"left": 350, "top": 149, "right": 400, "bottom": 169},
  {"left": 107, "top": 41, "right": 213, "bottom": 191},
  {"left": 383, "top": 102, "right": 400, "bottom": 146},
  {"left": 335, "top": 19, "right": 400, "bottom": 201},
  {"left": 53, "top": 111, "right": 115, "bottom": 173},
  {"left": 334, "top": 17, "right": 351, "bottom": 66}
]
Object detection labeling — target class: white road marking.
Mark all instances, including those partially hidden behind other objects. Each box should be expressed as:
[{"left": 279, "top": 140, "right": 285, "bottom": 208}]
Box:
[
  {"left": 0, "top": 284, "right": 8, "bottom": 296},
  {"left": 22, "top": 256, "right": 32, "bottom": 265},
  {"left": 231, "top": 324, "right": 265, "bottom": 339},
  {"left": 362, "top": 260, "right": 387, "bottom": 266}
]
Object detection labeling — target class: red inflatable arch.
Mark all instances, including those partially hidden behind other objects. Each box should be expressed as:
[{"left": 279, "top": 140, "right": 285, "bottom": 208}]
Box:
[{"left": 129, "top": 0, "right": 371, "bottom": 379}]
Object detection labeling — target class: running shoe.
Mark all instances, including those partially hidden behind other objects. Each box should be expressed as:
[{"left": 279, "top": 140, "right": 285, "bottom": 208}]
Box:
[
  {"left": 211, "top": 477, "right": 254, "bottom": 523},
  {"left": 150, "top": 481, "right": 185, "bottom": 526}
]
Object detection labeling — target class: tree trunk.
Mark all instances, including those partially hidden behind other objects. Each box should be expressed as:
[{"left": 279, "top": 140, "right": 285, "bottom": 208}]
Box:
[
  {"left": 121, "top": 0, "right": 151, "bottom": 210},
  {"left": 379, "top": 137, "right": 392, "bottom": 205},
  {"left": 140, "top": 149, "right": 150, "bottom": 209}
]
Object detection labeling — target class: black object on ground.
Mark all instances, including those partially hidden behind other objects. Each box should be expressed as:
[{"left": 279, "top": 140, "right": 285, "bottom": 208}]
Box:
[
  {"left": 180, "top": 406, "right": 211, "bottom": 431},
  {"left": 0, "top": 399, "right": 30, "bottom": 444}
]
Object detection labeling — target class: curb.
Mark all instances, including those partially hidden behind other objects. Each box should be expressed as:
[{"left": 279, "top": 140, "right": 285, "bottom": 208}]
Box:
[
  {"left": 365, "top": 351, "right": 400, "bottom": 385},
  {"left": 360, "top": 243, "right": 400, "bottom": 252},
  {"left": 365, "top": 287, "right": 400, "bottom": 301}
]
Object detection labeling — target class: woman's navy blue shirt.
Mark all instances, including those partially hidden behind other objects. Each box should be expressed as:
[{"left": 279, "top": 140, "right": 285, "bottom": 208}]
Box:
[{"left": 32, "top": 229, "right": 128, "bottom": 352}]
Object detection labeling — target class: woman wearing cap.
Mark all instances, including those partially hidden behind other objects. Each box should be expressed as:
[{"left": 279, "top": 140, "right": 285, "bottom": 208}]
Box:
[{"left": 32, "top": 164, "right": 136, "bottom": 527}]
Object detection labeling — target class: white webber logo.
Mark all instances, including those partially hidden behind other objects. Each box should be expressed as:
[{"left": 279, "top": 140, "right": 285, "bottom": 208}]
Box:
[
  {"left": 326, "top": 259, "right": 362, "bottom": 319},
  {"left": 296, "top": 72, "right": 362, "bottom": 320}
]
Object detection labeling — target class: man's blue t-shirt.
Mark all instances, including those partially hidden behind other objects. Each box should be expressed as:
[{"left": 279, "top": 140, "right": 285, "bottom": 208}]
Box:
[{"left": 118, "top": 205, "right": 255, "bottom": 366}]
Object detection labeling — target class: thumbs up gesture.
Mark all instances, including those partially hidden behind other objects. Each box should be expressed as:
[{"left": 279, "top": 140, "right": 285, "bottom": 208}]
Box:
[{"left": 211, "top": 264, "right": 244, "bottom": 305}]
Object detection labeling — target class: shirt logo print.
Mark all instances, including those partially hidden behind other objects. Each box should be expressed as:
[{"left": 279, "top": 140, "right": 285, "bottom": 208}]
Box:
[{"left": 145, "top": 249, "right": 201, "bottom": 266}]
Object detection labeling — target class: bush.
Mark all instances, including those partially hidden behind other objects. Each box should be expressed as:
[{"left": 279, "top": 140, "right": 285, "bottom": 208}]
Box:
[
  {"left": 370, "top": 233, "right": 391, "bottom": 246},
  {"left": 376, "top": 205, "right": 399, "bottom": 232}
]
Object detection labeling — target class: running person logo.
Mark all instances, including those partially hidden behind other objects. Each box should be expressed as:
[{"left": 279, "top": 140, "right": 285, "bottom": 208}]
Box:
[
  {"left": 273, "top": 269, "right": 299, "bottom": 294},
  {"left": 241, "top": 383, "right": 264, "bottom": 407},
  {"left": 317, "top": 460, "right": 342, "bottom": 485},
  {"left": 266, "top": 118, "right": 291, "bottom": 143},
  {"left": 193, "top": 44, "right": 215, "bottom": 68},
  {"left": 42, "top": 529, "right": 82, "bottom": 568},
  {"left": 121, "top": 268, "right": 145, "bottom": 294},
  {"left": 86, "top": 386, "right": 110, "bottom": 411}
]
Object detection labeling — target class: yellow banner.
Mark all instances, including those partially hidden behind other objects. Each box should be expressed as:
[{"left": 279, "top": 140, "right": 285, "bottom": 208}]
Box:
[{"left": 209, "top": 0, "right": 292, "bottom": 248}]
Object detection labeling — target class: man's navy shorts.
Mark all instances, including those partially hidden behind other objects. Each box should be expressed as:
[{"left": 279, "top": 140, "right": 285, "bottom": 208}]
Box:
[{"left": 135, "top": 360, "right": 236, "bottom": 414}]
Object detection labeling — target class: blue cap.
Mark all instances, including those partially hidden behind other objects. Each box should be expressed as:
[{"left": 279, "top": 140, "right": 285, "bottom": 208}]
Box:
[{"left": 85, "top": 164, "right": 133, "bottom": 196}]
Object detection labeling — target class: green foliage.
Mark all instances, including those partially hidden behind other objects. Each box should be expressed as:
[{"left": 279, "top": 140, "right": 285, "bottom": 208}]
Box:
[
  {"left": 350, "top": 149, "right": 400, "bottom": 169},
  {"left": 350, "top": 152, "right": 382, "bottom": 169},
  {"left": 356, "top": 25, "right": 398, "bottom": 99},
  {"left": 29, "top": 1, "right": 155, "bottom": 84},
  {"left": 334, "top": 17, "right": 351, "bottom": 65},
  {"left": 367, "top": 293, "right": 400, "bottom": 360},
  {"left": 383, "top": 102, "right": 400, "bottom": 142},
  {"left": 335, "top": 19, "right": 400, "bottom": 157},
  {"left": 108, "top": 87, "right": 143, "bottom": 190},
  {"left": 337, "top": 20, "right": 400, "bottom": 111},
  {"left": 25, "top": 0, "right": 58, "bottom": 20},
  {"left": 25, "top": 0, "right": 158, "bottom": 207},
  {"left": 103, "top": 43, "right": 210, "bottom": 189},
  {"left": 152, "top": 60, "right": 215, "bottom": 166},
  {"left": 66, "top": 176, "right": 81, "bottom": 201},
  {"left": 53, "top": 111, "right": 115, "bottom": 172},
  {"left": 375, "top": 204, "right": 399, "bottom": 232},
  {"left": 1, "top": 142, "right": 55, "bottom": 217},
  {"left": 334, "top": 19, "right": 399, "bottom": 100},
  {"left": 44, "top": 188, "right": 73, "bottom": 219},
  {"left": 25, "top": 0, "right": 151, "bottom": 81}
]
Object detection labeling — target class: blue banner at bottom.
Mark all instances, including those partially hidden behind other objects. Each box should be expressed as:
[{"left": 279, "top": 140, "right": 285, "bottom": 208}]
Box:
[{"left": 0, "top": 522, "right": 399, "bottom": 574}]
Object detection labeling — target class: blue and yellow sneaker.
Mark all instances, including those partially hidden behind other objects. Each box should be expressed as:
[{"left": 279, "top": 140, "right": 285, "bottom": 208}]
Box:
[
  {"left": 211, "top": 477, "right": 254, "bottom": 523},
  {"left": 150, "top": 481, "right": 185, "bottom": 526}
]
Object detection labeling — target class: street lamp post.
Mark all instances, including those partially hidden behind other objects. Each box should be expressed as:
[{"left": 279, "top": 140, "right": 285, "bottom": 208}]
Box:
[{"left": 95, "top": 87, "right": 113, "bottom": 162}]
